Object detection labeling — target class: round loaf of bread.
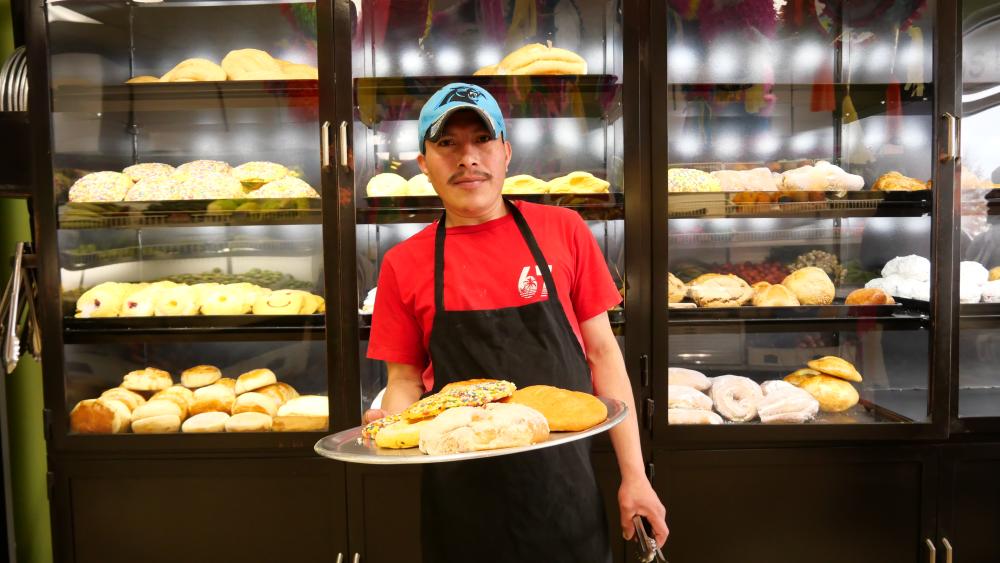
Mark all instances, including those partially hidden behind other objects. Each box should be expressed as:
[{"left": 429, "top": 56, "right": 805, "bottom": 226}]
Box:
[
  {"left": 418, "top": 403, "right": 549, "bottom": 456},
  {"left": 845, "top": 287, "right": 895, "bottom": 306},
  {"left": 221, "top": 49, "right": 280, "bottom": 80},
  {"left": 752, "top": 283, "right": 800, "bottom": 307},
  {"left": 216, "top": 378, "right": 237, "bottom": 391},
  {"left": 806, "top": 356, "right": 863, "bottom": 382},
  {"left": 131, "top": 414, "right": 181, "bottom": 434},
  {"left": 99, "top": 387, "right": 146, "bottom": 411},
  {"left": 131, "top": 399, "right": 183, "bottom": 421},
  {"left": 782, "top": 267, "right": 835, "bottom": 305},
  {"left": 161, "top": 58, "right": 226, "bottom": 82},
  {"left": 507, "top": 385, "right": 607, "bottom": 431},
  {"left": 365, "top": 173, "right": 408, "bottom": 197},
  {"left": 276, "top": 395, "right": 328, "bottom": 417},
  {"left": 233, "top": 392, "right": 278, "bottom": 417},
  {"left": 190, "top": 383, "right": 236, "bottom": 415},
  {"left": 181, "top": 412, "right": 230, "bottom": 433},
  {"left": 70, "top": 398, "right": 131, "bottom": 434},
  {"left": 235, "top": 369, "right": 277, "bottom": 394},
  {"left": 225, "top": 412, "right": 272, "bottom": 432},
  {"left": 548, "top": 171, "right": 609, "bottom": 194},
  {"left": 783, "top": 368, "right": 821, "bottom": 386},
  {"left": 797, "top": 374, "right": 860, "bottom": 413},
  {"left": 255, "top": 382, "right": 299, "bottom": 406},
  {"left": 502, "top": 174, "right": 549, "bottom": 195},
  {"left": 496, "top": 43, "right": 587, "bottom": 75},
  {"left": 122, "top": 367, "right": 173, "bottom": 392},
  {"left": 990, "top": 266, "right": 1000, "bottom": 282},
  {"left": 689, "top": 274, "right": 754, "bottom": 307},
  {"left": 149, "top": 388, "right": 191, "bottom": 419},
  {"left": 667, "top": 367, "right": 711, "bottom": 391},
  {"left": 68, "top": 171, "right": 133, "bottom": 203},
  {"left": 181, "top": 365, "right": 222, "bottom": 389}
]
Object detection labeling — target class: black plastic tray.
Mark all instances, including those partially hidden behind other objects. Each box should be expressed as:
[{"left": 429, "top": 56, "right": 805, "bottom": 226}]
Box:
[{"left": 63, "top": 314, "right": 325, "bottom": 343}]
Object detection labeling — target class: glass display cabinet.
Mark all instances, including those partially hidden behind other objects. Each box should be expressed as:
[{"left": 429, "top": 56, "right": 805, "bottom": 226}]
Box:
[
  {"left": 336, "top": 0, "right": 628, "bottom": 419},
  {"left": 652, "top": 0, "right": 946, "bottom": 437},
  {"left": 39, "top": 0, "right": 332, "bottom": 444}
]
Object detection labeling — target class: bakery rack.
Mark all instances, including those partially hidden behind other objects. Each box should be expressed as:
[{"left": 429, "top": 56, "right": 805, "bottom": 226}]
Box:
[
  {"left": 58, "top": 199, "right": 322, "bottom": 230},
  {"left": 58, "top": 237, "right": 320, "bottom": 271},
  {"left": 667, "top": 191, "right": 932, "bottom": 219},
  {"left": 63, "top": 314, "right": 325, "bottom": 343},
  {"left": 666, "top": 302, "right": 928, "bottom": 327},
  {"left": 357, "top": 192, "right": 624, "bottom": 224}
]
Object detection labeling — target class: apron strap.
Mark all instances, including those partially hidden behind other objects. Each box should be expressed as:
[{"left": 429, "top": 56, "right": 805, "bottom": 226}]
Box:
[{"left": 434, "top": 198, "right": 563, "bottom": 312}]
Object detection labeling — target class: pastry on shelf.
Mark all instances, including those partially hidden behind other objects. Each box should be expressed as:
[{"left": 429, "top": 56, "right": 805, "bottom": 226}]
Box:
[
  {"left": 177, "top": 171, "right": 245, "bottom": 200},
  {"left": 122, "top": 367, "right": 173, "bottom": 392},
  {"left": 199, "top": 285, "right": 248, "bottom": 315},
  {"left": 246, "top": 176, "right": 320, "bottom": 199},
  {"left": 222, "top": 48, "right": 284, "bottom": 81},
  {"left": 191, "top": 383, "right": 236, "bottom": 416},
  {"left": 710, "top": 168, "right": 778, "bottom": 192},
  {"left": 845, "top": 288, "right": 895, "bottom": 306},
  {"left": 667, "top": 168, "right": 721, "bottom": 193},
  {"left": 160, "top": 58, "right": 227, "bottom": 82},
  {"left": 252, "top": 289, "right": 306, "bottom": 315},
  {"left": 667, "top": 367, "right": 711, "bottom": 391},
  {"left": 100, "top": 387, "right": 145, "bottom": 411},
  {"left": 366, "top": 172, "right": 408, "bottom": 197},
  {"left": 125, "top": 76, "right": 159, "bottom": 84},
  {"left": 548, "top": 171, "right": 610, "bottom": 194},
  {"left": 177, "top": 160, "right": 232, "bottom": 176},
  {"left": 232, "top": 161, "right": 289, "bottom": 189},
  {"left": 235, "top": 368, "right": 277, "bottom": 394},
  {"left": 233, "top": 392, "right": 279, "bottom": 417},
  {"left": 406, "top": 173, "right": 437, "bottom": 196},
  {"left": 667, "top": 385, "right": 713, "bottom": 411},
  {"left": 122, "top": 163, "right": 175, "bottom": 183},
  {"left": 74, "top": 282, "right": 127, "bottom": 318},
  {"left": 688, "top": 274, "right": 753, "bottom": 307},
  {"left": 806, "top": 356, "right": 863, "bottom": 383},
  {"left": 493, "top": 42, "right": 588, "bottom": 75},
  {"left": 794, "top": 374, "right": 859, "bottom": 413},
  {"left": 667, "top": 408, "right": 723, "bottom": 425},
  {"left": 256, "top": 382, "right": 299, "bottom": 407},
  {"left": 70, "top": 398, "right": 131, "bottom": 434},
  {"left": 778, "top": 161, "right": 864, "bottom": 191},
  {"left": 783, "top": 368, "right": 821, "bottom": 386},
  {"left": 225, "top": 411, "right": 273, "bottom": 432},
  {"left": 274, "top": 395, "right": 329, "bottom": 432},
  {"left": 757, "top": 380, "right": 819, "bottom": 424},
  {"left": 182, "top": 412, "right": 230, "bottom": 433},
  {"left": 981, "top": 280, "right": 1000, "bottom": 303},
  {"left": 709, "top": 375, "right": 763, "bottom": 422},
  {"left": 872, "top": 171, "right": 928, "bottom": 192},
  {"left": 781, "top": 267, "right": 835, "bottom": 306},
  {"left": 359, "top": 287, "right": 377, "bottom": 314},
  {"left": 181, "top": 365, "right": 222, "bottom": 389},
  {"left": 667, "top": 273, "right": 686, "bottom": 304},
  {"left": 866, "top": 254, "right": 931, "bottom": 301},
  {"left": 277, "top": 59, "right": 319, "bottom": 80},
  {"left": 473, "top": 64, "right": 498, "bottom": 76},
  {"left": 154, "top": 285, "right": 200, "bottom": 316},
  {"left": 960, "top": 261, "right": 990, "bottom": 303},
  {"left": 751, "top": 283, "right": 800, "bottom": 307},
  {"left": 68, "top": 171, "right": 133, "bottom": 202},
  {"left": 502, "top": 174, "right": 549, "bottom": 194},
  {"left": 150, "top": 386, "right": 194, "bottom": 419},
  {"left": 124, "top": 176, "right": 184, "bottom": 201}
]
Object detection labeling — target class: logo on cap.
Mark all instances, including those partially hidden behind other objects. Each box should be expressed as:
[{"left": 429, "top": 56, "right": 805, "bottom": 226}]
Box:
[{"left": 437, "top": 86, "right": 482, "bottom": 108}]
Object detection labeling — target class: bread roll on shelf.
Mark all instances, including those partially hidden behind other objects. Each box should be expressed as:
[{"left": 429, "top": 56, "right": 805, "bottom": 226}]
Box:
[
  {"left": 235, "top": 369, "right": 277, "bottom": 394},
  {"left": 225, "top": 412, "right": 273, "bottom": 432},
  {"left": 182, "top": 412, "right": 230, "bottom": 433},
  {"left": 667, "top": 408, "right": 723, "bottom": 425},
  {"left": 121, "top": 367, "right": 173, "bottom": 392},
  {"left": 99, "top": 387, "right": 146, "bottom": 411},
  {"left": 181, "top": 365, "right": 222, "bottom": 389},
  {"left": 132, "top": 414, "right": 181, "bottom": 434},
  {"left": 667, "top": 367, "right": 712, "bottom": 391},
  {"left": 131, "top": 400, "right": 184, "bottom": 422},
  {"left": 190, "top": 383, "right": 236, "bottom": 416},
  {"left": 70, "top": 399, "right": 131, "bottom": 434},
  {"left": 233, "top": 392, "right": 279, "bottom": 417},
  {"left": 667, "top": 385, "right": 713, "bottom": 411}
]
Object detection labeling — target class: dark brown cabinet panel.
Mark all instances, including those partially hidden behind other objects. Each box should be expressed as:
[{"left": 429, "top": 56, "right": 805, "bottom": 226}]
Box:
[
  {"left": 938, "top": 445, "right": 1000, "bottom": 562},
  {"left": 653, "top": 447, "right": 937, "bottom": 563}
]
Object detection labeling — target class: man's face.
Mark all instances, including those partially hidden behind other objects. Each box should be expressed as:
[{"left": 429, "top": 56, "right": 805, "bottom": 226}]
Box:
[{"left": 417, "top": 109, "right": 512, "bottom": 218}]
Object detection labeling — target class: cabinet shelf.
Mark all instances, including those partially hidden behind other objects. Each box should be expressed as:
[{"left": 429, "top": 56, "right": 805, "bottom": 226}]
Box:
[
  {"left": 357, "top": 192, "right": 623, "bottom": 224},
  {"left": 357, "top": 313, "right": 624, "bottom": 340},
  {"left": 52, "top": 79, "right": 318, "bottom": 114},
  {"left": 60, "top": 238, "right": 319, "bottom": 271},
  {"left": 63, "top": 315, "right": 325, "bottom": 343},
  {"left": 667, "top": 304, "right": 928, "bottom": 327},
  {"left": 59, "top": 199, "right": 322, "bottom": 230},
  {"left": 355, "top": 75, "right": 621, "bottom": 126},
  {"left": 667, "top": 191, "right": 931, "bottom": 219}
]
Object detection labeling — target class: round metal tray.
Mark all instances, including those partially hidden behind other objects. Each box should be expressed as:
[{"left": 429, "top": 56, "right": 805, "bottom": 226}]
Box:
[{"left": 315, "top": 397, "right": 627, "bottom": 465}]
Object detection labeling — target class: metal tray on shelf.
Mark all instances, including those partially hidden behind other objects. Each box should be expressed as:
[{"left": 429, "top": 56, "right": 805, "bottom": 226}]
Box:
[
  {"left": 357, "top": 193, "right": 623, "bottom": 223},
  {"left": 63, "top": 314, "right": 325, "bottom": 342},
  {"left": 666, "top": 190, "right": 931, "bottom": 219},
  {"left": 315, "top": 397, "right": 626, "bottom": 465},
  {"left": 59, "top": 199, "right": 322, "bottom": 229},
  {"left": 667, "top": 301, "right": 906, "bottom": 322}
]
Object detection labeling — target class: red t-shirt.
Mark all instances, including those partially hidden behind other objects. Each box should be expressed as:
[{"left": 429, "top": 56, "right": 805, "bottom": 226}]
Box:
[{"left": 367, "top": 200, "right": 622, "bottom": 392}]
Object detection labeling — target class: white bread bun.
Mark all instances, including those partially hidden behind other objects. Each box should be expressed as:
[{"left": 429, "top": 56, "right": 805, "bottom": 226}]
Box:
[
  {"left": 276, "top": 395, "right": 328, "bottom": 417},
  {"left": 190, "top": 383, "right": 236, "bottom": 415},
  {"left": 181, "top": 412, "right": 230, "bottom": 433},
  {"left": 121, "top": 367, "right": 173, "bottom": 392},
  {"left": 151, "top": 385, "right": 195, "bottom": 408},
  {"left": 667, "top": 385, "right": 713, "bottom": 411},
  {"left": 131, "top": 414, "right": 181, "bottom": 434},
  {"left": 131, "top": 399, "right": 183, "bottom": 421},
  {"left": 234, "top": 369, "right": 276, "bottom": 394},
  {"left": 70, "top": 398, "right": 131, "bottom": 434},
  {"left": 181, "top": 365, "right": 222, "bottom": 389},
  {"left": 418, "top": 403, "right": 549, "bottom": 456},
  {"left": 667, "top": 408, "right": 723, "bottom": 425},
  {"left": 273, "top": 415, "right": 329, "bottom": 432},
  {"left": 781, "top": 267, "right": 835, "bottom": 305},
  {"left": 232, "top": 392, "right": 278, "bottom": 417},
  {"left": 99, "top": 387, "right": 146, "bottom": 411},
  {"left": 224, "top": 412, "right": 272, "bottom": 432},
  {"left": 255, "top": 382, "right": 298, "bottom": 406}
]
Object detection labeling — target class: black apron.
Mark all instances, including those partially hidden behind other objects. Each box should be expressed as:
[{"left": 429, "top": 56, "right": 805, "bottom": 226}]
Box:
[{"left": 421, "top": 200, "right": 611, "bottom": 563}]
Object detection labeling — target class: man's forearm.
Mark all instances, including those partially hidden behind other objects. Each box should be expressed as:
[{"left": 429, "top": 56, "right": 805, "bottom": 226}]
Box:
[
  {"left": 590, "top": 344, "right": 647, "bottom": 483},
  {"left": 381, "top": 362, "right": 427, "bottom": 415}
]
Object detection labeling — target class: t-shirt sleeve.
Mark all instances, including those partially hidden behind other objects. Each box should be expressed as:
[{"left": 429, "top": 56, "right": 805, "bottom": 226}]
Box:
[
  {"left": 569, "top": 214, "right": 622, "bottom": 322},
  {"left": 367, "top": 258, "right": 428, "bottom": 368}
]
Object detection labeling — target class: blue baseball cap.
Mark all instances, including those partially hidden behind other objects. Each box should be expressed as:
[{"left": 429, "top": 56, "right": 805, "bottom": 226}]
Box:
[{"left": 418, "top": 83, "right": 507, "bottom": 154}]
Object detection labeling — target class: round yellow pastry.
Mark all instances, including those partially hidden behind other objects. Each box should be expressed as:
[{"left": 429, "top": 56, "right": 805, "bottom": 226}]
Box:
[
  {"left": 782, "top": 267, "right": 835, "bottom": 306},
  {"left": 75, "top": 282, "right": 126, "bottom": 318},
  {"left": 668, "top": 168, "right": 721, "bottom": 193},
  {"left": 247, "top": 177, "right": 320, "bottom": 199},
  {"left": 502, "top": 174, "right": 549, "bottom": 194},
  {"left": 126, "top": 75, "right": 160, "bottom": 84},
  {"left": 667, "top": 273, "right": 687, "bottom": 304},
  {"left": 548, "top": 171, "right": 610, "bottom": 194},
  {"left": 154, "top": 285, "right": 199, "bottom": 316},
  {"left": 124, "top": 176, "right": 184, "bottom": 202},
  {"left": 200, "top": 285, "right": 247, "bottom": 316},
  {"left": 806, "top": 356, "right": 863, "bottom": 383},
  {"left": 161, "top": 58, "right": 226, "bottom": 82},
  {"left": 177, "top": 160, "right": 231, "bottom": 176},
  {"left": 232, "top": 161, "right": 289, "bottom": 189},
  {"left": 797, "top": 374, "right": 860, "bottom": 413},
  {"left": 783, "top": 368, "right": 822, "bottom": 386},
  {"left": 122, "top": 163, "right": 175, "bottom": 183},
  {"left": 989, "top": 266, "right": 1000, "bottom": 282},
  {"left": 375, "top": 418, "right": 432, "bottom": 449},
  {"left": 473, "top": 64, "right": 498, "bottom": 76},
  {"left": 496, "top": 43, "right": 588, "bottom": 75},
  {"left": 252, "top": 289, "right": 305, "bottom": 315},
  {"left": 226, "top": 283, "right": 269, "bottom": 310},
  {"left": 279, "top": 62, "right": 318, "bottom": 80},
  {"left": 119, "top": 285, "right": 160, "bottom": 317},
  {"left": 68, "top": 171, "right": 133, "bottom": 202},
  {"left": 221, "top": 49, "right": 281, "bottom": 80},
  {"left": 294, "top": 291, "right": 324, "bottom": 315},
  {"left": 752, "top": 284, "right": 801, "bottom": 307},
  {"left": 176, "top": 172, "right": 244, "bottom": 200},
  {"left": 366, "top": 173, "right": 408, "bottom": 197},
  {"left": 406, "top": 173, "right": 437, "bottom": 196}
]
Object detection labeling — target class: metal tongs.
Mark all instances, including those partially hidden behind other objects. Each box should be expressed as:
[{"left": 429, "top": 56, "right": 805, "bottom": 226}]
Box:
[
  {"left": 632, "top": 515, "right": 667, "bottom": 562},
  {"left": 0, "top": 242, "right": 39, "bottom": 374}
]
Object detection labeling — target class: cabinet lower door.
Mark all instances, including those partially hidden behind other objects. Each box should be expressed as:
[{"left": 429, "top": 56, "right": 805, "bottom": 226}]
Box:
[
  {"left": 939, "top": 445, "right": 1000, "bottom": 562},
  {"left": 653, "top": 447, "right": 936, "bottom": 563}
]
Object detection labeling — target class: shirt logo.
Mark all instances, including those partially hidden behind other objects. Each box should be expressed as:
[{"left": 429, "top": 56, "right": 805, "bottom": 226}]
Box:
[
  {"left": 437, "top": 86, "right": 482, "bottom": 108},
  {"left": 518, "top": 265, "right": 552, "bottom": 299}
]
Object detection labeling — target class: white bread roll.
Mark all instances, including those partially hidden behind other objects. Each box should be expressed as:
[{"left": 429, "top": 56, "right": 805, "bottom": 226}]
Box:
[
  {"left": 232, "top": 392, "right": 278, "bottom": 417},
  {"left": 418, "top": 403, "right": 549, "bottom": 456},
  {"left": 255, "top": 382, "right": 298, "bottom": 406},
  {"left": 666, "top": 367, "right": 712, "bottom": 391},
  {"left": 99, "top": 387, "right": 146, "bottom": 411},
  {"left": 667, "top": 408, "right": 724, "bottom": 425},
  {"left": 121, "top": 367, "right": 173, "bottom": 392},
  {"left": 70, "top": 398, "right": 131, "bottom": 434},
  {"left": 131, "top": 414, "right": 181, "bottom": 434},
  {"left": 181, "top": 365, "right": 222, "bottom": 389},
  {"left": 667, "top": 385, "right": 713, "bottom": 411},
  {"left": 181, "top": 412, "right": 230, "bottom": 433},
  {"left": 151, "top": 385, "right": 194, "bottom": 412},
  {"left": 235, "top": 369, "right": 276, "bottom": 394},
  {"left": 276, "top": 395, "right": 328, "bottom": 417},
  {"left": 225, "top": 412, "right": 272, "bottom": 432},
  {"left": 131, "top": 399, "right": 183, "bottom": 421},
  {"left": 190, "top": 383, "right": 236, "bottom": 415}
]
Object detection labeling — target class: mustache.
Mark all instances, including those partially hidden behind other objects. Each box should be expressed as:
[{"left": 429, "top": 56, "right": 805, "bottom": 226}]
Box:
[{"left": 448, "top": 171, "right": 492, "bottom": 184}]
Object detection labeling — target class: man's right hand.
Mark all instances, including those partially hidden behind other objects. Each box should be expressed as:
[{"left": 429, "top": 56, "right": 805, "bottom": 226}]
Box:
[{"left": 364, "top": 409, "right": 387, "bottom": 424}]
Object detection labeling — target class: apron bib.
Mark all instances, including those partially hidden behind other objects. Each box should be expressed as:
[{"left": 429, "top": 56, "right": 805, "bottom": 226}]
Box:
[{"left": 421, "top": 200, "right": 611, "bottom": 563}]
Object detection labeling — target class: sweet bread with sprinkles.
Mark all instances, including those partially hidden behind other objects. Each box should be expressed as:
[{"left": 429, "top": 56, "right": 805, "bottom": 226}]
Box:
[
  {"left": 68, "top": 171, "right": 133, "bottom": 202},
  {"left": 401, "top": 380, "right": 516, "bottom": 422}
]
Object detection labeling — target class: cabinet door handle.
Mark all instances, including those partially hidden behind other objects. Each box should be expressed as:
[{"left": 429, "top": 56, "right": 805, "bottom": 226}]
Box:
[
  {"left": 339, "top": 121, "right": 349, "bottom": 170},
  {"left": 352, "top": 554, "right": 361, "bottom": 563},
  {"left": 925, "top": 538, "right": 936, "bottom": 563},
  {"left": 335, "top": 554, "right": 343, "bottom": 563},
  {"left": 941, "top": 112, "right": 959, "bottom": 162},
  {"left": 942, "top": 538, "right": 953, "bottom": 563},
  {"left": 320, "top": 121, "right": 331, "bottom": 169}
]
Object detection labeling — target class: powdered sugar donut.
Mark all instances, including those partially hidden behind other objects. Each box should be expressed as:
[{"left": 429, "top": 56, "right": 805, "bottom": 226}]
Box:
[
  {"left": 881, "top": 255, "right": 930, "bottom": 281},
  {"left": 709, "top": 375, "right": 763, "bottom": 422}
]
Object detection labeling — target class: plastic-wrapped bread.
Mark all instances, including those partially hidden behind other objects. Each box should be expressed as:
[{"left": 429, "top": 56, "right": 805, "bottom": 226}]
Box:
[
  {"left": 779, "top": 161, "right": 864, "bottom": 191},
  {"left": 757, "top": 380, "right": 819, "bottom": 424},
  {"left": 667, "top": 408, "right": 723, "bottom": 425},
  {"left": 881, "top": 255, "right": 931, "bottom": 281},
  {"left": 667, "top": 385, "right": 713, "bottom": 411},
  {"left": 667, "top": 367, "right": 711, "bottom": 391},
  {"left": 709, "top": 375, "right": 763, "bottom": 422},
  {"left": 710, "top": 168, "right": 778, "bottom": 192}
]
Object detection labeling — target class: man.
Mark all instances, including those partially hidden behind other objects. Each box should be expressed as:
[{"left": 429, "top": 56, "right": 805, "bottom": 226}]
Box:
[{"left": 366, "top": 83, "right": 667, "bottom": 562}]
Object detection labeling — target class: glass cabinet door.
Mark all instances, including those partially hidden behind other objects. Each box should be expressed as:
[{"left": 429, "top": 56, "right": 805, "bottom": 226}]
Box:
[
  {"left": 655, "top": 1, "right": 937, "bottom": 431},
  {"left": 48, "top": 0, "right": 330, "bottom": 438},
  {"left": 957, "top": 1, "right": 1000, "bottom": 423},
  {"left": 346, "top": 0, "right": 625, "bottom": 419}
]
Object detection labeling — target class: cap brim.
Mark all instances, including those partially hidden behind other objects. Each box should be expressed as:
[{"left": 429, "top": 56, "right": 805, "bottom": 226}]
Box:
[{"left": 425, "top": 105, "right": 499, "bottom": 144}]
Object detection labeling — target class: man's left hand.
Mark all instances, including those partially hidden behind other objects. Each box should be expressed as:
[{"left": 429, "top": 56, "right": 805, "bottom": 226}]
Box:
[{"left": 618, "top": 475, "right": 668, "bottom": 548}]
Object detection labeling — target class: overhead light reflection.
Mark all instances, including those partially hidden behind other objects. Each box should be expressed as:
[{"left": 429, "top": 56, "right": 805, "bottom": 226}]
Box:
[
  {"left": 400, "top": 50, "right": 425, "bottom": 74},
  {"left": 674, "top": 134, "right": 701, "bottom": 157},
  {"left": 437, "top": 48, "right": 462, "bottom": 74},
  {"left": 755, "top": 133, "right": 780, "bottom": 156}
]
